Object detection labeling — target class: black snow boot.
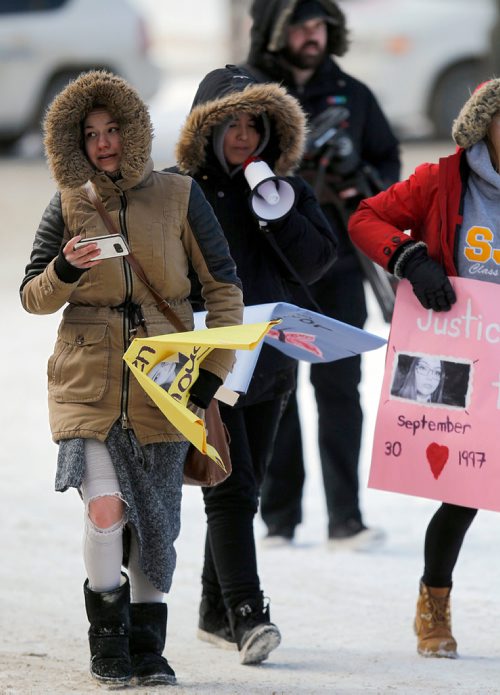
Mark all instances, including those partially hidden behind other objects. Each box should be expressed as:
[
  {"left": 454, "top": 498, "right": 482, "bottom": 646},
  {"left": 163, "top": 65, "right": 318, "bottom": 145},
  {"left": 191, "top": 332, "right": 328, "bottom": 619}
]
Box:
[
  {"left": 83, "top": 574, "right": 132, "bottom": 686},
  {"left": 197, "top": 594, "right": 237, "bottom": 650},
  {"left": 228, "top": 593, "right": 281, "bottom": 665},
  {"left": 129, "top": 602, "right": 176, "bottom": 686}
]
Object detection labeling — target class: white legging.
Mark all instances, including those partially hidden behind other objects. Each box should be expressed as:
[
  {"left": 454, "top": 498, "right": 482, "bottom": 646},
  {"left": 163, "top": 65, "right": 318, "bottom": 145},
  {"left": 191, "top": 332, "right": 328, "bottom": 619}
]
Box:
[{"left": 80, "top": 438, "right": 163, "bottom": 602}]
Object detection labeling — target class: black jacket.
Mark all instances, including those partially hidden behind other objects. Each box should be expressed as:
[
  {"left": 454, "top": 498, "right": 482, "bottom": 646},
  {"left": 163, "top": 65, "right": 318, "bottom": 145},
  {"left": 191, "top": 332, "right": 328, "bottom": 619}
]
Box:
[
  {"left": 246, "top": 0, "right": 401, "bottom": 267},
  {"left": 173, "top": 64, "right": 337, "bottom": 404}
]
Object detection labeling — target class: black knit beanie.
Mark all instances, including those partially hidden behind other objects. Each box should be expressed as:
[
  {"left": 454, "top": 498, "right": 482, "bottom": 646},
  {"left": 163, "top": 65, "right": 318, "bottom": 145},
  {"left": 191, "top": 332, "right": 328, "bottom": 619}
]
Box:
[{"left": 291, "top": 0, "right": 329, "bottom": 24}]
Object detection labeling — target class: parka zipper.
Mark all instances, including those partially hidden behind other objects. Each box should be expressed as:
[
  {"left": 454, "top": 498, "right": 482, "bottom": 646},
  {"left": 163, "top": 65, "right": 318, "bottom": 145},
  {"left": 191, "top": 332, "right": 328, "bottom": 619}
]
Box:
[{"left": 119, "top": 192, "right": 133, "bottom": 429}]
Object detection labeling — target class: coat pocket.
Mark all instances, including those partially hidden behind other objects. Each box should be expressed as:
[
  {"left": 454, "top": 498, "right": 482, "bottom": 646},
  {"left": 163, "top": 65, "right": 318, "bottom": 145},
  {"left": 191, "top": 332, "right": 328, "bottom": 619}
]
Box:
[{"left": 48, "top": 322, "right": 110, "bottom": 403}]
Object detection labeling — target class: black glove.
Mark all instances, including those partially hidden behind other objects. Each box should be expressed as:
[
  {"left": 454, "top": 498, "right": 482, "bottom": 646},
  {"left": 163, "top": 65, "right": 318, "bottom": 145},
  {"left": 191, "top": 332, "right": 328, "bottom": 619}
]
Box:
[
  {"left": 54, "top": 248, "right": 87, "bottom": 283},
  {"left": 402, "top": 247, "right": 456, "bottom": 312},
  {"left": 189, "top": 368, "right": 223, "bottom": 409}
]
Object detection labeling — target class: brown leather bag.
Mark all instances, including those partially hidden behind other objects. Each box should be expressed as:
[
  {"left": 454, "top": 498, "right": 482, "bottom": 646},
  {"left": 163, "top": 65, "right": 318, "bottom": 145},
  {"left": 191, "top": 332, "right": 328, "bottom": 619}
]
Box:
[
  {"left": 183, "top": 399, "right": 231, "bottom": 487},
  {"left": 84, "top": 181, "right": 232, "bottom": 487}
]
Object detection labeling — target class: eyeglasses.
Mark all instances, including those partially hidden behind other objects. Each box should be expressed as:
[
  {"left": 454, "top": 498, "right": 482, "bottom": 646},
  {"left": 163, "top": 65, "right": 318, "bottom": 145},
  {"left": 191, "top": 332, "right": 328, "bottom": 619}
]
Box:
[{"left": 416, "top": 364, "right": 441, "bottom": 379}]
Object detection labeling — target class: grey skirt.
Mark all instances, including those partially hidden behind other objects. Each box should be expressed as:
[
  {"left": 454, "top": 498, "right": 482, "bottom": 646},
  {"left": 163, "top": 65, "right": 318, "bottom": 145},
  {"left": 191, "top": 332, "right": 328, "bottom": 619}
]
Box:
[{"left": 55, "top": 421, "right": 189, "bottom": 593}]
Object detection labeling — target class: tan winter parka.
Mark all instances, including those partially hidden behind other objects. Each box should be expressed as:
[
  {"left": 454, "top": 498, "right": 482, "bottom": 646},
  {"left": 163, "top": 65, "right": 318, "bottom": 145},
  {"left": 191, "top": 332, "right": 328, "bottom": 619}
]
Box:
[{"left": 21, "top": 71, "right": 243, "bottom": 444}]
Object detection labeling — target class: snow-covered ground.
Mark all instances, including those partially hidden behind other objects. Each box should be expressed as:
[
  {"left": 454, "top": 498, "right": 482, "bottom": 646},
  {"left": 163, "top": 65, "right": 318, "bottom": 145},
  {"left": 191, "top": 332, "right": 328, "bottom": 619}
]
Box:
[{"left": 2, "top": 132, "right": 500, "bottom": 694}]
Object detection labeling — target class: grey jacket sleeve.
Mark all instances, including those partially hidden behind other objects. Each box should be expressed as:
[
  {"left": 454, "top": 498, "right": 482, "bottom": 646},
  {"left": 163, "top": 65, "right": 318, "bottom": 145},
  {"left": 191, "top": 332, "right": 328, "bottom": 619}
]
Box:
[
  {"left": 182, "top": 179, "right": 244, "bottom": 379},
  {"left": 186, "top": 179, "right": 243, "bottom": 291},
  {"left": 20, "top": 192, "right": 84, "bottom": 314},
  {"left": 20, "top": 191, "right": 84, "bottom": 297}
]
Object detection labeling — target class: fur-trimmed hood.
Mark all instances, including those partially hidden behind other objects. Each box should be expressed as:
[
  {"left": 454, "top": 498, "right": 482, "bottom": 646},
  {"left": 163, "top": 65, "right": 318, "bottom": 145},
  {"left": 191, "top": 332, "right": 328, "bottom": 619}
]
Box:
[
  {"left": 43, "top": 70, "right": 153, "bottom": 190},
  {"left": 452, "top": 78, "right": 500, "bottom": 149},
  {"left": 175, "top": 64, "right": 307, "bottom": 176},
  {"left": 247, "top": 0, "right": 348, "bottom": 80}
]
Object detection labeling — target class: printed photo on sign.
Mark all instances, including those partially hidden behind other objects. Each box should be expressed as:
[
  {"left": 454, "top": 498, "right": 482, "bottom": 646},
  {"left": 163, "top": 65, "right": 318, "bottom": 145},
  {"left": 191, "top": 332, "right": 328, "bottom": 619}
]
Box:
[
  {"left": 389, "top": 352, "right": 473, "bottom": 409},
  {"left": 149, "top": 354, "right": 188, "bottom": 391}
]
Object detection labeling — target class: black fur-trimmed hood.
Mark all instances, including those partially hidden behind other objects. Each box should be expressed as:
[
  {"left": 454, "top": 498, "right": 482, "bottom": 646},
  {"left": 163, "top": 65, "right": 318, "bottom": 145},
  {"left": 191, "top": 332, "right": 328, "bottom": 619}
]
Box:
[
  {"left": 175, "top": 65, "right": 307, "bottom": 176},
  {"left": 43, "top": 70, "right": 153, "bottom": 190},
  {"left": 247, "top": 0, "right": 348, "bottom": 80}
]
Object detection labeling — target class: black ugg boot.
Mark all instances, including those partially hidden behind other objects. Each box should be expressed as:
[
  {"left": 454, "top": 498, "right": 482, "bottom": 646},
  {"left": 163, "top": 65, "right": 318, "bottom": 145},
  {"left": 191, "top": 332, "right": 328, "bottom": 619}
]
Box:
[
  {"left": 228, "top": 593, "right": 281, "bottom": 665},
  {"left": 83, "top": 574, "right": 132, "bottom": 686},
  {"left": 129, "top": 602, "right": 176, "bottom": 686}
]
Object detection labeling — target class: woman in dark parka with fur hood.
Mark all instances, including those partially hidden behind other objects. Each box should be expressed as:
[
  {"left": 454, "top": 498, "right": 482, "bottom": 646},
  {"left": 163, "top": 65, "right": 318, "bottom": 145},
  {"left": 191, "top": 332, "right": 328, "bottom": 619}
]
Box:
[
  {"left": 20, "top": 70, "right": 244, "bottom": 687},
  {"left": 174, "top": 64, "right": 337, "bottom": 664}
]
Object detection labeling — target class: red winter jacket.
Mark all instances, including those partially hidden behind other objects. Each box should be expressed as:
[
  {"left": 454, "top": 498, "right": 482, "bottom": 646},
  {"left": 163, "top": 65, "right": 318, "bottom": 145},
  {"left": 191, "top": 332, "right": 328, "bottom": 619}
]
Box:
[{"left": 348, "top": 149, "right": 468, "bottom": 276}]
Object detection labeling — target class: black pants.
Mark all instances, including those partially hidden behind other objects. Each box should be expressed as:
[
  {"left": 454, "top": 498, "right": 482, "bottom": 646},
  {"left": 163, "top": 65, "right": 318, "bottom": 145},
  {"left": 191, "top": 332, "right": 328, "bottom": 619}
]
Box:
[
  {"left": 422, "top": 503, "right": 478, "bottom": 587},
  {"left": 201, "top": 394, "right": 288, "bottom": 610},
  {"left": 261, "top": 267, "right": 367, "bottom": 534}
]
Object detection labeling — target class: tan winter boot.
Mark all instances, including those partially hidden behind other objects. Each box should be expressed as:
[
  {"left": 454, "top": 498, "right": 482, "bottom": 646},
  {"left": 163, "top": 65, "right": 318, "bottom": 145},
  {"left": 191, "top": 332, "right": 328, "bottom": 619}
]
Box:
[{"left": 414, "top": 581, "right": 457, "bottom": 658}]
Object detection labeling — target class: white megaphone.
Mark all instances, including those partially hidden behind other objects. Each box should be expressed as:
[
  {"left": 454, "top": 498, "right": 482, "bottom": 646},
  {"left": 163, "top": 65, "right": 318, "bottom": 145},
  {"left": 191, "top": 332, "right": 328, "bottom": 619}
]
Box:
[{"left": 243, "top": 157, "right": 296, "bottom": 222}]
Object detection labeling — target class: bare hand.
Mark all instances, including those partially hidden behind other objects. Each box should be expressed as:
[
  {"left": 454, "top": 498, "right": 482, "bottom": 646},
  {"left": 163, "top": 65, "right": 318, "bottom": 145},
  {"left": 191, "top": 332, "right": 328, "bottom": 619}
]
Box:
[{"left": 63, "top": 235, "right": 102, "bottom": 269}]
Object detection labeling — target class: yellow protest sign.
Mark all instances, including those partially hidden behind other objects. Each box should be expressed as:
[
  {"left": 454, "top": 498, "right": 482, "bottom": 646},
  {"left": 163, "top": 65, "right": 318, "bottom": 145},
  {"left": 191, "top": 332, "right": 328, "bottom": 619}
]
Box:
[{"left": 123, "top": 321, "right": 279, "bottom": 469}]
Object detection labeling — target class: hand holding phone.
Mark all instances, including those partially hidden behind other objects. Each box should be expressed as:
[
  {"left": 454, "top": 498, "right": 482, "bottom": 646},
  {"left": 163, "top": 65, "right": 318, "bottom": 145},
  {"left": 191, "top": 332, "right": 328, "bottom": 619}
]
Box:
[{"left": 74, "top": 233, "right": 130, "bottom": 260}]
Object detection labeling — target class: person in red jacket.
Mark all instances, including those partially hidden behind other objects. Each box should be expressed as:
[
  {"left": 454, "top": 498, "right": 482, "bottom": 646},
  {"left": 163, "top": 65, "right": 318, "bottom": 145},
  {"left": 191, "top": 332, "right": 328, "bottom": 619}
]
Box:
[{"left": 349, "top": 78, "right": 500, "bottom": 658}]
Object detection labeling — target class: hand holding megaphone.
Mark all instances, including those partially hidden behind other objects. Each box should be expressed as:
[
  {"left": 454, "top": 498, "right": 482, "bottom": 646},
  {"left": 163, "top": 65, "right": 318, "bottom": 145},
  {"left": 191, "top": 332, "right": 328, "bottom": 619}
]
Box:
[{"left": 243, "top": 157, "right": 296, "bottom": 222}]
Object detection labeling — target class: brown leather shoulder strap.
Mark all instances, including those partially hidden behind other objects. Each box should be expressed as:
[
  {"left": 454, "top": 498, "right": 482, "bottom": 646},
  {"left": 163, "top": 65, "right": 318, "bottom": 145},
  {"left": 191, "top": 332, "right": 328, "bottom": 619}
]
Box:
[{"left": 83, "top": 180, "right": 188, "bottom": 333}]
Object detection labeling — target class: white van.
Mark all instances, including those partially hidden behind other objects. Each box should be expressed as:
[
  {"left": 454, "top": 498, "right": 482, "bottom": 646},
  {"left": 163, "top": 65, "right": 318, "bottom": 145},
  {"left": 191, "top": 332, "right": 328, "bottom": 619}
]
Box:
[
  {"left": 0, "top": 0, "right": 161, "bottom": 149},
  {"left": 338, "top": 0, "right": 496, "bottom": 138}
]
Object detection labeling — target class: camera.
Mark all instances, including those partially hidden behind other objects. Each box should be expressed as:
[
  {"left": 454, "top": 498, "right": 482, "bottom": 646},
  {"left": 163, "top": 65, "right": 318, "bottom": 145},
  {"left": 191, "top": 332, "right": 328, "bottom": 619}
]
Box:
[
  {"left": 303, "top": 106, "right": 361, "bottom": 178},
  {"left": 301, "top": 106, "right": 397, "bottom": 323},
  {"left": 303, "top": 105, "right": 386, "bottom": 200}
]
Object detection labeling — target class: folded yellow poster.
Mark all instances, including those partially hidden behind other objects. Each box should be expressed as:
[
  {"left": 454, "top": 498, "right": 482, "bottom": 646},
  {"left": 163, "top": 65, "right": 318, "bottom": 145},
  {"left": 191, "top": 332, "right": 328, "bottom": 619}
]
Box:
[{"left": 123, "top": 321, "right": 278, "bottom": 469}]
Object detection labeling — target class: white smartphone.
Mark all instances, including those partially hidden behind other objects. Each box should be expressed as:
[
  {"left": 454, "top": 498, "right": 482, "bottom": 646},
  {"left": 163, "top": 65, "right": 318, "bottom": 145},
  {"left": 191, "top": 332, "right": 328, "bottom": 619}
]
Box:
[{"left": 74, "top": 233, "right": 130, "bottom": 260}]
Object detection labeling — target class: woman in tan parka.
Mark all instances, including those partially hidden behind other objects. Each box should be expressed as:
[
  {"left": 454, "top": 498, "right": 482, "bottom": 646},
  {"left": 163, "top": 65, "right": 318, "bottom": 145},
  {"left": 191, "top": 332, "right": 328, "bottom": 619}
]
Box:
[{"left": 20, "top": 70, "right": 243, "bottom": 688}]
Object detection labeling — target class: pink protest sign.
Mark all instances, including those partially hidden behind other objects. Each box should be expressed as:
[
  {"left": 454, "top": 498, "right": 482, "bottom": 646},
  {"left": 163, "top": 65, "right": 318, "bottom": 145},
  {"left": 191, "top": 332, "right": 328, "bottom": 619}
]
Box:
[{"left": 369, "top": 277, "right": 500, "bottom": 512}]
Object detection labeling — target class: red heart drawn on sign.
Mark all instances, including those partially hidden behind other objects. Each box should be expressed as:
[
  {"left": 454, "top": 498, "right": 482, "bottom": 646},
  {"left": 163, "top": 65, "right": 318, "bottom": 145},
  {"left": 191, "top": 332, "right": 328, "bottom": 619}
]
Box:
[{"left": 426, "top": 443, "right": 449, "bottom": 480}]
